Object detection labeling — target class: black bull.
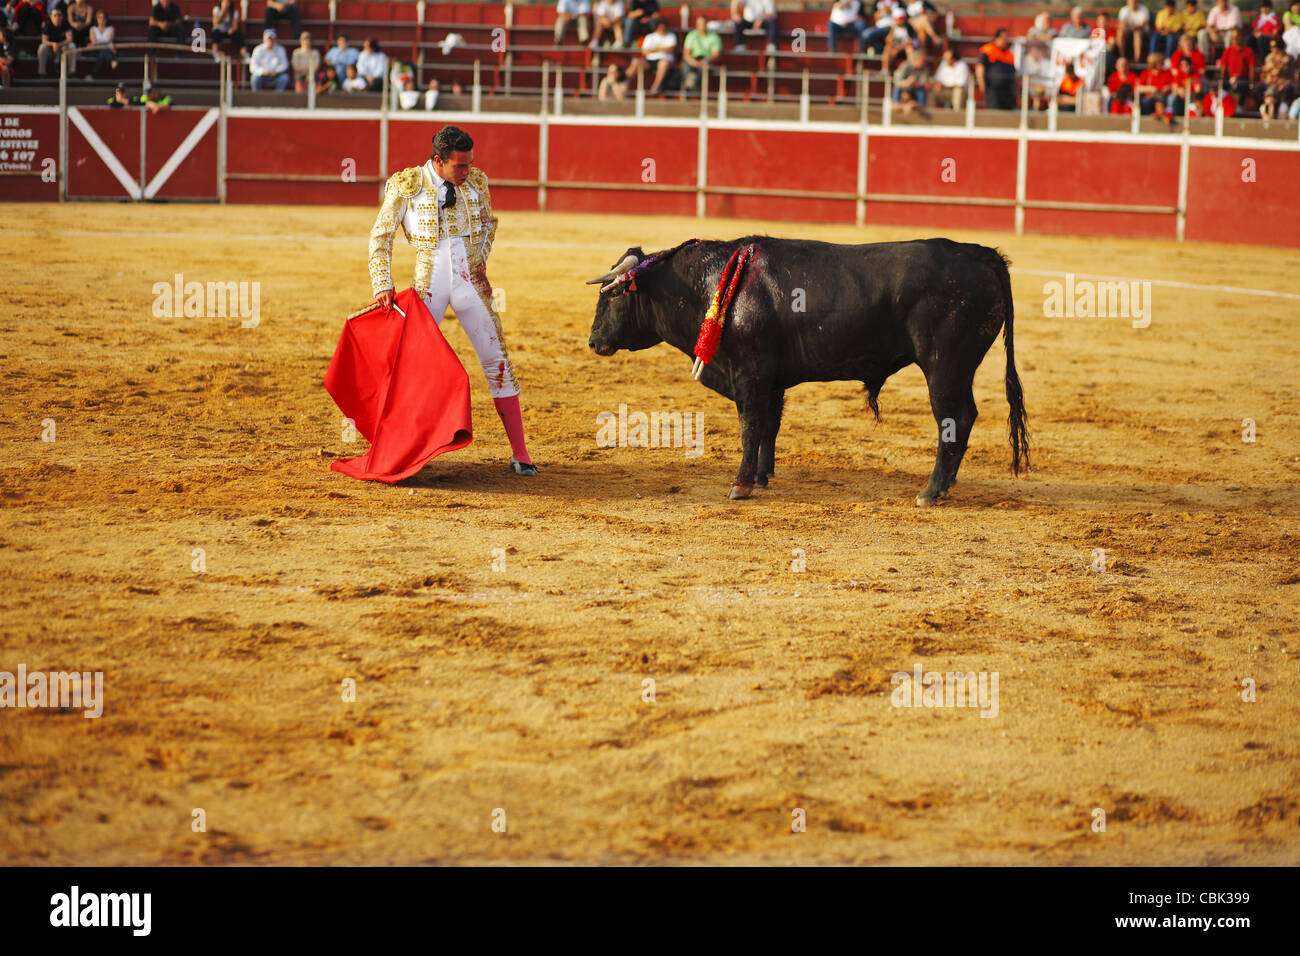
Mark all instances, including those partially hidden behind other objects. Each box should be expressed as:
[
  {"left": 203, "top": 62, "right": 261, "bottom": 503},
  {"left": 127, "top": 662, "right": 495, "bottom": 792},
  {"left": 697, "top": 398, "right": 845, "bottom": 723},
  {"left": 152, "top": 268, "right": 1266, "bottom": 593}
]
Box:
[{"left": 586, "top": 236, "right": 1029, "bottom": 504}]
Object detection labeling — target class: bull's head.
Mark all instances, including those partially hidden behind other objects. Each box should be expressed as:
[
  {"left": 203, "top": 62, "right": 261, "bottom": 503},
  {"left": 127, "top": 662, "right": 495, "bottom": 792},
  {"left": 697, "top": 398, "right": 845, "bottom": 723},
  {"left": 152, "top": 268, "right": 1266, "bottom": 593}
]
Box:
[{"left": 586, "top": 247, "right": 663, "bottom": 356}]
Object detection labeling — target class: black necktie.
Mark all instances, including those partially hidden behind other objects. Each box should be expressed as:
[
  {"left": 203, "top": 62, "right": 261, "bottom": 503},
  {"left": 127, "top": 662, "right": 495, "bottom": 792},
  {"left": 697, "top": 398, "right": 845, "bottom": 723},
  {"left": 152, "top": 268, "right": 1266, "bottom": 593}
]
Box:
[{"left": 441, "top": 181, "right": 457, "bottom": 209}]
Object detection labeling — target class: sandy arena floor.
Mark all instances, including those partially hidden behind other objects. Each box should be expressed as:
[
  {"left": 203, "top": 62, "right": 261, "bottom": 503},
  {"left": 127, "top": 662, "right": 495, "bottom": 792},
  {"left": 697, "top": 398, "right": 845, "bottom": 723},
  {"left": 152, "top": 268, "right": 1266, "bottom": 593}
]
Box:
[{"left": 0, "top": 202, "right": 1296, "bottom": 865}]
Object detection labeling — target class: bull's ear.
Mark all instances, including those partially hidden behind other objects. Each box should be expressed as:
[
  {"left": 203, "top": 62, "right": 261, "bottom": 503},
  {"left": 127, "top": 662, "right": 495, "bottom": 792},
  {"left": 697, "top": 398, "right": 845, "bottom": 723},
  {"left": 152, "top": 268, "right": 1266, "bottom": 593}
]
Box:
[{"left": 584, "top": 251, "right": 641, "bottom": 286}]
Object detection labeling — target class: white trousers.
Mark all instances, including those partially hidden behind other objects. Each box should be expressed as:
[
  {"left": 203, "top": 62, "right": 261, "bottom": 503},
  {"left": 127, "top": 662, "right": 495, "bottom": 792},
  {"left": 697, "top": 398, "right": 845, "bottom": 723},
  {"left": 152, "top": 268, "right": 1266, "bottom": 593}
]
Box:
[{"left": 421, "top": 237, "right": 519, "bottom": 399}]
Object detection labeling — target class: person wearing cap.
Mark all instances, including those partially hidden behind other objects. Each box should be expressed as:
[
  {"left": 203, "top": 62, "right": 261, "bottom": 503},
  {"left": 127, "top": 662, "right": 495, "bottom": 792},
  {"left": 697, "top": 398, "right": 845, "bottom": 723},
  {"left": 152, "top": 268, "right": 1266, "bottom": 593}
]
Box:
[
  {"left": 291, "top": 30, "right": 318, "bottom": 92},
  {"left": 147, "top": 0, "right": 186, "bottom": 44},
  {"left": 367, "top": 125, "right": 538, "bottom": 476},
  {"left": 263, "top": 0, "right": 300, "bottom": 39},
  {"left": 249, "top": 28, "right": 289, "bottom": 90}
]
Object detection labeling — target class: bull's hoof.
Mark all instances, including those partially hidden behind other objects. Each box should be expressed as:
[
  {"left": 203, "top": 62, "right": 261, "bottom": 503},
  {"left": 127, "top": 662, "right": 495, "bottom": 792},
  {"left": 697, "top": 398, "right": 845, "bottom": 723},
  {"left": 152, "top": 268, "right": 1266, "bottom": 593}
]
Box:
[
  {"left": 755, "top": 475, "right": 769, "bottom": 489},
  {"left": 915, "top": 492, "right": 943, "bottom": 507},
  {"left": 729, "top": 483, "right": 754, "bottom": 500}
]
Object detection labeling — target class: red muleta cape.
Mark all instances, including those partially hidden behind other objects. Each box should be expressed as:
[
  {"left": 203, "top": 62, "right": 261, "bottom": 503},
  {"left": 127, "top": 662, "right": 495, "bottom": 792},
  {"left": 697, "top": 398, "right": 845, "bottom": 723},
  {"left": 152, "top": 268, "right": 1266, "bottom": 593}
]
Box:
[{"left": 324, "top": 288, "right": 473, "bottom": 483}]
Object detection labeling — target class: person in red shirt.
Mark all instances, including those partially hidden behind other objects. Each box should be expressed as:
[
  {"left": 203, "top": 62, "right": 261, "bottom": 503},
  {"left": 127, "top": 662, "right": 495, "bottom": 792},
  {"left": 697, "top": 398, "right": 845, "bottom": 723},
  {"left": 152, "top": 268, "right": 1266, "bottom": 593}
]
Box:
[
  {"left": 1109, "top": 82, "right": 1135, "bottom": 113},
  {"left": 1201, "top": 85, "right": 1236, "bottom": 116},
  {"left": 1251, "top": 0, "right": 1281, "bottom": 61},
  {"left": 1170, "top": 32, "right": 1205, "bottom": 75},
  {"left": 1108, "top": 56, "right": 1139, "bottom": 96},
  {"left": 1137, "top": 51, "right": 1174, "bottom": 118},
  {"left": 1167, "top": 44, "right": 1204, "bottom": 115},
  {"left": 1218, "top": 29, "right": 1255, "bottom": 99}
]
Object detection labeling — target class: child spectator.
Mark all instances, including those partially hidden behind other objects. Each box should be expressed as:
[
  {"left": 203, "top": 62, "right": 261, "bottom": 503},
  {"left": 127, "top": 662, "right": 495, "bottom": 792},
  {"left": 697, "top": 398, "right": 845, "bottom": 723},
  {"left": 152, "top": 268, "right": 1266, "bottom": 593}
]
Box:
[
  {"left": 589, "top": 0, "right": 623, "bottom": 48},
  {"left": 1058, "top": 62, "right": 1084, "bottom": 110},
  {"left": 356, "top": 37, "right": 385, "bottom": 91},
  {"left": 931, "top": 45, "right": 969, "bottom": 108},
  {"left": 291, "top": 30, "right": 318, "bottom": 92},
  {"left": 341, "top": 63, "right": 366, "bottom": 92},
  {"left": 1109, "top": 81, "right": 1135, "bottom": 111},
  {"left": 315, "top": 63, "right": 340, "bottom": 95},
  {"left": 1202, "top": 83, "right": 1236, "bottom": 114}
]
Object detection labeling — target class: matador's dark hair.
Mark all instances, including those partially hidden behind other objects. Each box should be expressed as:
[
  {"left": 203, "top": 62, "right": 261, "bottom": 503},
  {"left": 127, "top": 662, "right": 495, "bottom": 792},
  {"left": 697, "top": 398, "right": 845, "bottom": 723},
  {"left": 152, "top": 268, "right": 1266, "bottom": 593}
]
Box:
[{"left": 432, "top": 126, "right": 474, "bottom": 161}]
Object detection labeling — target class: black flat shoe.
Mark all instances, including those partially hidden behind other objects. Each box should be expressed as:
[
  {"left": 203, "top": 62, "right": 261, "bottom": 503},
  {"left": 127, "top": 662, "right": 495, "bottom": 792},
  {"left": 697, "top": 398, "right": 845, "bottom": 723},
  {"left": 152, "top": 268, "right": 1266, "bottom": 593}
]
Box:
[{"left": 510, "top": 458, "right": 538, "bottom": 476}]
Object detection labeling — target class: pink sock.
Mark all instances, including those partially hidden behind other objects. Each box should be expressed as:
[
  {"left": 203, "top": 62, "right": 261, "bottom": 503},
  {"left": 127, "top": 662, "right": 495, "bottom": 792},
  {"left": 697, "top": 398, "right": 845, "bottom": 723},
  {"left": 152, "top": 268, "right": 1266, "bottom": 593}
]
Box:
[{"left": 492, "top": 395, "right": 532, "bottom": 465}]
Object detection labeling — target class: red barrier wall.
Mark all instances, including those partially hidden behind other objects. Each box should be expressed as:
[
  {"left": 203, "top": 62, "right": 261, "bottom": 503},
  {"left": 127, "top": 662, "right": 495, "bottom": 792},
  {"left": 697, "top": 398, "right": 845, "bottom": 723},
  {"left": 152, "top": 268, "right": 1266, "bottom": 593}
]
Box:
[{"left": 0, "top": 112, "right": 60, "bottom": 202}]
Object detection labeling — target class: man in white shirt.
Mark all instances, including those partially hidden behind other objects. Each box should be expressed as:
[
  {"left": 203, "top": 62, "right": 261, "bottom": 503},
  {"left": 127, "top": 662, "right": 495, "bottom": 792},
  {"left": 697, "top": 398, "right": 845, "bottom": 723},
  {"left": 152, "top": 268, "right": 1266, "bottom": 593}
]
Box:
[
  {"left": 368, "top": 126, "right": 537, "bottom": 475},
  {"left": 931, "top": 45, "right": 969, "bottom": 108},
  {"left": 827, "top": 0, "right": 866, "bottom": 52},
  {"left": 1116, "top": 0, "right": 1151, "bottom": 61},
  {"left": 356, "top": 37, "right": 386, "bottom": 91},
  {"left": 731, "top": 0, "right": 777, "bottom": 52},
  {"left": 631, "top": 19, "right": 676, "bottom": 92},
  {"left": 250, "top": 29, "right": 289, "bottom": 91},
  {"left": 554, "top": 0, "right": 591, "bottom": 44}
]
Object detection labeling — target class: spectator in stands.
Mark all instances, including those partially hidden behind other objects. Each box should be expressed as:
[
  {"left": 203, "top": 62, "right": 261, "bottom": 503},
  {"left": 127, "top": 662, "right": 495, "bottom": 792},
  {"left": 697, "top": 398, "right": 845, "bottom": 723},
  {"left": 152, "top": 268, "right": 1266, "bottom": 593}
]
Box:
[
  {"left": 249, "top": 28, "right": 289, "bottom": 91},
  {"left": 341, "top": 62, "right": 366, "bottom": 91},
  {"left": 291, "top": 31, "right": 317, "bottom": 92},
  {"left": 211, "top": 0, "right": 243, "bottom": 54},
  {"left": 589, "top": 0, "right": 623, "bottom": 48},
  {"left": 1108, "top": 54, "right": 1140, "bottom": 96},
  {"left": 316, "top": 63, "right": 339, "bottom": 95},
  {"left": 554, "top": 0, "right": 591, "bottom": 45},
  {"left": 1218, "top": 26, "right": 1254, "bottom": 98},
  {"left": 682, "top": 14, "right": 720, "bottom": 93},
  {"left": 1153, "top": 0, "right": 1181, "bottom": 57},
  {"left": 629, "top": 17, "right": 674, "bottom": 93},
  {"left": 1257, "top": 35, "right": 1295, "bottom": 116},
  {"left": 598, "top": 61, "right": 627, "bottom": 99},
  {"left": 1202, "top": 81, "right": 1235, "bottom": 114},
  {"left": 731, "top": 0, "right": 777, "bottom": 52},
  {"left": 326, "top": 33, "right": 358, "bottom": 73},
  {"left": 1171, "top": 29, "right": 1205, "bottom": 71},
  {"left": 1115, "top": 0, "right": 1150, "bottom": 63},
  {"left": 621, "top": 0, "right": 659, "bottom": 49},
  {"left": 1093, "top": 12, "right": 1120, "bottom": 72},
  {"left": 10, "top": 0, "right": 46, "bottom": 36},
  {"left": 891, "top": 46, "right": 929, "bottom": 114},
  {"left": 424, "top": 76, "right": 441, "bottom": 110},
  {"left": 147, "top": 0, "right": 185, "bottom": 45},
  {"left": 1027, "top": 10, "right": 1057, "bottom": 43},
  {"left": 863, "top": 0, "right": 904, "bottom": 55},
  {"left": 65, "top": 0, "right": 89, "bottom": 67},
  {"left": 1204, "top": 0, "right": 1240, "bottom": 58},
  {"left": 0, "top": 27, "right": 14, "bottom": 86},
  {"left": 1060, "top": 6, "right": 1090, "bottom": 38},
  {"left": 931, "top": 45, "right": 969, "bottom": 108},
  {"left": 977, "top": 27, "right": 1017, "bottom": 108},
  {"left": 1109, "top": 80, "right": 1135, "bottom": 110},
  {"left": 827, "top": 0, "right": 866, "bottom": 52},
  {"left": 1180, "top": 0, "right": 1209, "bottom": 55},
  {"left": 1136, "top": 50, "right": 1173, "bottom": 116},
  {"left": 139, "top": 84, "right": 170, "bottom": 113},
  {"left": 88, "top": 9, "right": 117, "bottom": 77},
  {"left": 1252, "top": 0, "right": 1281, "bottom": 61},
  {"left": 107, "top": 79, "right": 130, "bottom": 105},
  {"left": 357, "top": 37, "right": 385, "bottom": 91},
  {"left": 906, "top": 0, "right": 943, "bottom": 51},
  {"left": 37, "top": 6, "right": 71, "bottom": 75},
  {"left": 397, "top": 75, "right": 420, "bottom": 109},
  {"left": 1058, "top": 62, "right": 1084, "bottom": 109},
  {"left": 1167, "top": 44, "right": 1203, "bottom": 112},
  {"left": 1287, "top": 0, "right": 1300, "bottom": 32},
  {"left": 263, "top": 0, "right": 299, "bottom": 41}
]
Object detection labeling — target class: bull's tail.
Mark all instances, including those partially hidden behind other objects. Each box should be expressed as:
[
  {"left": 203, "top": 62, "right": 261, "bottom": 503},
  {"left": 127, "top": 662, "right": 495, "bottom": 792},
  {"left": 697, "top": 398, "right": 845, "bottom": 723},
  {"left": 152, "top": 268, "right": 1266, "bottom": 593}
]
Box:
[{"left": 995, "top": 250, "right": 1030, "bottom": 476}]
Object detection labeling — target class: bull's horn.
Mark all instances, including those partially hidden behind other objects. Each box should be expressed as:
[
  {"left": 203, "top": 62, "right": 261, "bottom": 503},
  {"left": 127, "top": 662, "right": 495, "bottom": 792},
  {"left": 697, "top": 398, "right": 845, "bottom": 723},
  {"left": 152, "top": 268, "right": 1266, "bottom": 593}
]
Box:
[{"left": 584, "top": 253, "right": 640, "bottom": 285}]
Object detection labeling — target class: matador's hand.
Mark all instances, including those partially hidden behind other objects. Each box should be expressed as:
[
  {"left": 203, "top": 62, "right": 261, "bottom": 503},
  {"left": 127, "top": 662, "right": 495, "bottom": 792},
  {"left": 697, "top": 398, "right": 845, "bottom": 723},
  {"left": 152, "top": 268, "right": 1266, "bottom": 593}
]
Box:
[{"left": 375, "top": 289, "right": 394, "bottom": 311}]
